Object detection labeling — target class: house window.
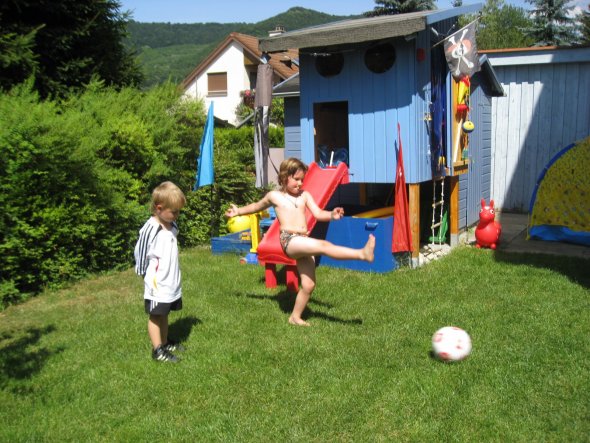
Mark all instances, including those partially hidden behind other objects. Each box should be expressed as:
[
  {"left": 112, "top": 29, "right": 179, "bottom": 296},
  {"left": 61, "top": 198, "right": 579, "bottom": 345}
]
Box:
[{"left": 208, "top": 72, "right": 227, "bottom": 96}]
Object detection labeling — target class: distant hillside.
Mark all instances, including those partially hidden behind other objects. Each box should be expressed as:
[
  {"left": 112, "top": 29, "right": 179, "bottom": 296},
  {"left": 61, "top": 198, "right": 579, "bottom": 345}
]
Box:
[{"left": 126, "top": 7, "right": 361, "bottom": 88}]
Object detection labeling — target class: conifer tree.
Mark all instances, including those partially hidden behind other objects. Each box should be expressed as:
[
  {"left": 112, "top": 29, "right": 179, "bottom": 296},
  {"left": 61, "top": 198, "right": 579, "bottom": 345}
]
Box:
[
  {"left": 365, "top": 0, "right": 436, "bottom": 17},
  {"left": 524, "top": 0, "right": 579, "bottom": 46},
  {"left": 581, "top": 3, "right": 590, "bottom": 43},
  {"left": 0, "top": 0, "right": 143, "bottom": 98}
]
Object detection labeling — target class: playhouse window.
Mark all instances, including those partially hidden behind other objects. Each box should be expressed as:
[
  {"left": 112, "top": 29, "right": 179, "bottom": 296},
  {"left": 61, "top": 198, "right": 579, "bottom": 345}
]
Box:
[
  {"left": 364, "top": 43, "right": 396, "bottom": 74},
  {"left": 315, "top": 53, "right": 344, "bottom": 77}
]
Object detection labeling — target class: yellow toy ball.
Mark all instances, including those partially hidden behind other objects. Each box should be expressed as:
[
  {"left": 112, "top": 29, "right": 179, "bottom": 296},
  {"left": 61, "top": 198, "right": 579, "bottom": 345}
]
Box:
[
  {"left": 227, "top": 215, "right": 251, "bottom": 233},
  {"left": 462, "top": 120, "right": 475, "bottom": 133}
]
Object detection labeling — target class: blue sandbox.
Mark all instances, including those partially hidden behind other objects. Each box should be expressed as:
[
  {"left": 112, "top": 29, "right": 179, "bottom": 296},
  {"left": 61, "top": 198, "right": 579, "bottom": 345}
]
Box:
[
  {"left": 317, "top": 216, "right": 397, "bottom": 273},
  {"left": 211, "top": 231, "right": 251, "bottom": 255}
]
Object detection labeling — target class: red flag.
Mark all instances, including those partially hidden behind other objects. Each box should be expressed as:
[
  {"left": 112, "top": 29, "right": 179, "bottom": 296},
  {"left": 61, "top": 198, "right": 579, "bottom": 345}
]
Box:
[{"left": 392, "top": 123, "right": 413, "bottom": 252}]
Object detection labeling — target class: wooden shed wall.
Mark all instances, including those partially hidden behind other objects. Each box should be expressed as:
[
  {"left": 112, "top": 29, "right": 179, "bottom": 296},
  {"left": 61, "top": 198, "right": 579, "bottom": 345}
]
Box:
[
  {"left": 459, "top": 79, "right": 493, "bottom": 227},
  {"left": 299, "top": 38, "right": 433, "bottom": 184},
  {"left": 284, "top": 97, "right": 301, "bottom": 159},
  {"left": 487, "top": 48, "right": 590, "bottom": 212}
]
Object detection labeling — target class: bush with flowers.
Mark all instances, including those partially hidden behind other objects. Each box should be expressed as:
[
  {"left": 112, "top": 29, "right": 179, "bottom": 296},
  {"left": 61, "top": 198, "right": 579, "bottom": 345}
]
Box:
[{"left": 240, "top": 89, "right": 255, "bottom": 108}]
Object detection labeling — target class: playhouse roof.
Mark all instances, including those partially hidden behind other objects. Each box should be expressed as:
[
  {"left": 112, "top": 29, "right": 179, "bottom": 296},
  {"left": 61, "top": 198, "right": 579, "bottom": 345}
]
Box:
[{"left": 259, "top": 4, "right": 482, "bottom": 53}]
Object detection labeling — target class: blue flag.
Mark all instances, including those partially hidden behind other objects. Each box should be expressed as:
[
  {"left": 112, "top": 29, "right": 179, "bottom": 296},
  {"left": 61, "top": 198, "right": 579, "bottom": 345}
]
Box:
[{"left": 195, "top": 103, "right": 214, "bottom": 189}]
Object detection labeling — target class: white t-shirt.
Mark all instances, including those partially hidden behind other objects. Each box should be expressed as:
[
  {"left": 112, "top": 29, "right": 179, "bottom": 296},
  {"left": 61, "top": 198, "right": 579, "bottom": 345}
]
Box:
[{"left": 135, "top": 217, "right": 182, "bottom": 303}]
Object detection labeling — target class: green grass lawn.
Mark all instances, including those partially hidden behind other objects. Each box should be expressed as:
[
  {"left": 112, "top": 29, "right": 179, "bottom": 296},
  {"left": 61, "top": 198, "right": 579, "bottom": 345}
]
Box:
[{"left": 1, "top": 246, "right": 589, "bottom": 441}]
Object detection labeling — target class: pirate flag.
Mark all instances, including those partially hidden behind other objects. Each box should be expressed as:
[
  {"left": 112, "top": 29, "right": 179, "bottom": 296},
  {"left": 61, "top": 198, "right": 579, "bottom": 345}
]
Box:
[{"left": 444, "top": 21, "right": 481, "bottom": 80}]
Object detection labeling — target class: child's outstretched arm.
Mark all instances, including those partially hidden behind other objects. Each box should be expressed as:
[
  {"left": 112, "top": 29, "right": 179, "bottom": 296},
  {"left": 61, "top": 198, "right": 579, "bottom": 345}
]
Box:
[
  {"left": 225, "top": 193, "right": 273, "bottom": 218},
  {"left": 303, "top": 191, "right": 345, "bottom": 222}
]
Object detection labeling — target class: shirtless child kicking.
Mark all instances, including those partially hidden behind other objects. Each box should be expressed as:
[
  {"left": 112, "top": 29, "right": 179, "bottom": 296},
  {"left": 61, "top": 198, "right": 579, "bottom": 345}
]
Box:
[{"left": 225, "top": 157, "right": 375, "bottom": 326}]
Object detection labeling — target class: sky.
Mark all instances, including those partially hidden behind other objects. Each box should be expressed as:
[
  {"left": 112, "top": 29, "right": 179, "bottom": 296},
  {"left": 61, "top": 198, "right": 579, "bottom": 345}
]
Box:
[
  {"left": 119, "top": 0, "right": 586, "bottom": 24},
  {"left": 118, "top": 0, "right": 535, "bottom": 24}
]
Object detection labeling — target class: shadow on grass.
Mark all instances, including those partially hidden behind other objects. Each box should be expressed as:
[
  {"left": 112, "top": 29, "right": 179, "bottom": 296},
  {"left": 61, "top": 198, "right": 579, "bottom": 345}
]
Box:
[
  {"left": 0, "top": 325, "right": 64, "bottom": 394},
  {"left": 240, "top": 291, "right": 363, "bottom": 325},
  {"left": 493, "top": 251, "right": 590, "bottom": 290},
  {"left": 169, "top": 315, "right": 201, "bottom": 343}
]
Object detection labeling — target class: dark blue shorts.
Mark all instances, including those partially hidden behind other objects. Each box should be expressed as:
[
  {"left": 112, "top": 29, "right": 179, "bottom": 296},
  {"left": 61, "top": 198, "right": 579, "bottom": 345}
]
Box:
[{"left": 145, "top": 298, "right": 182, "bottom": 315}]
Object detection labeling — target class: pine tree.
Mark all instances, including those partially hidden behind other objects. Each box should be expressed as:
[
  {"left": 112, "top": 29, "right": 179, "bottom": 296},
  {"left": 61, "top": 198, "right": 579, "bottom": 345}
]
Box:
[
  {"left": 365, "top": 0, "right": 436, "bottom": 17},
  {"left": 581, "top": 3, "right": 590, "bottom": 43},
  {"left": 524, "top": 0, "right": 579, "bottom": 46},
  {"left": 0, "top": 0, "right": 143, "bottom": 98}
]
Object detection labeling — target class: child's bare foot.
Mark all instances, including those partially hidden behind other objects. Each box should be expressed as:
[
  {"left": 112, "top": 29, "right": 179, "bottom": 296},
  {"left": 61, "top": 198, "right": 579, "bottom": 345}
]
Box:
[
  {"left": 289, "top": 316, "right": 310, "bottom": 327},
  {"left": 362, "top": 234, "right": 376, "bottom": 262}
]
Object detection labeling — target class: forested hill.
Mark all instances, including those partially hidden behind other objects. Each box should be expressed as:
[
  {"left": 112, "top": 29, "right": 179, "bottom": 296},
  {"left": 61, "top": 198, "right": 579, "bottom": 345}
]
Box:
[
  {"left": 126, "top": 7, "right": 360, "bottom": 87},
  {"left": 127, "top": 7, "right": 356, "bottom": 47}
]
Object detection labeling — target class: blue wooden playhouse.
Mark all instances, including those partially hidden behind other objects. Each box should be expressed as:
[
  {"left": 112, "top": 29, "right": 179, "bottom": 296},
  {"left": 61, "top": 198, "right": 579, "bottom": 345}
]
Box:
[{"left": 260, "top": 5, "right": 504, "bottom": 271}]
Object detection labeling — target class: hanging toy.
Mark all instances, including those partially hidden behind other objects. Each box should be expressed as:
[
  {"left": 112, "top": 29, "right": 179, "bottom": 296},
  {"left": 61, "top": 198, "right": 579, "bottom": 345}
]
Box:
[
  {"left": 457, "top": 76, "right": 470, "bottom": 106},
  {"left": 457, "top": 103, "right": 469, "bottom": 113},
  {"left": 453, "top": 75, "right": 472, "bottom": 163},
  {"left": 462, "top": 121, "right": 475, "bottom": 133}
]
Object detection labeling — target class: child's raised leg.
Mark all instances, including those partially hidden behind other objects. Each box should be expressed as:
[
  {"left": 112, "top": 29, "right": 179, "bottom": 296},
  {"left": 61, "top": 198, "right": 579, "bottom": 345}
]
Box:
[
  {"left": 287, "top": 234, "right": 375, "bottom": 262},
  {"left": 289, "top": 256, "right": 316, "bottom": 326}
]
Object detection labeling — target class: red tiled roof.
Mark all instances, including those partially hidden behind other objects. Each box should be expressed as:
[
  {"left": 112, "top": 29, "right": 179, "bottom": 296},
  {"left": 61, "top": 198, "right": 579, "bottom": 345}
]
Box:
[{"left": 181, "top": 32, "right": 298, "bottom": 89}]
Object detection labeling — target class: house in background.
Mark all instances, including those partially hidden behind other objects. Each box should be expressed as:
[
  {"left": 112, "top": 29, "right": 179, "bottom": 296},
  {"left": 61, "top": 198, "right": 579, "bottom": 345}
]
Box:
[{"left": 181, "top": 29, "right": 299, "bottom": 126}]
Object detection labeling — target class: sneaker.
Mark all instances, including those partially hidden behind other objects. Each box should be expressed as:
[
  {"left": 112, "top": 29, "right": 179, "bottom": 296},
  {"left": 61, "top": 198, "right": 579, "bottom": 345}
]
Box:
[
  {"left": 164, "top": 340, "right": 185, "bottom": 353},
  {"left": 152, "top": 345, "right": 179, "bottom": 363}
]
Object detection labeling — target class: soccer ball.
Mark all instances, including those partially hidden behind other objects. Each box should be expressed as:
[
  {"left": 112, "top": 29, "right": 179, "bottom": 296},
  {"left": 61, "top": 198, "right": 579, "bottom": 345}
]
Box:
[{"left": 432, "top": 326, "right": 472, "bottom": 361}]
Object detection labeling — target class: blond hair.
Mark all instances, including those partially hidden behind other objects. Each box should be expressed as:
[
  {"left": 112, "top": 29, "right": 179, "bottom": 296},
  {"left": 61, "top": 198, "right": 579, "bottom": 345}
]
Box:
[
  {"left": 150, "top": 181, "right": 186, "bottom": 213},
  {"left": 278, "top": 158, "right": 308, "bottom": 191}
]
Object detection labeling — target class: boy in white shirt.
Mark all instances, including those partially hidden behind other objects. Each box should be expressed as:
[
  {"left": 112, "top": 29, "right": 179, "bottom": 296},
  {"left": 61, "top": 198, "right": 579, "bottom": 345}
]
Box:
[{"left": 134, "top": 181, "right": 186, "bottom": 362}]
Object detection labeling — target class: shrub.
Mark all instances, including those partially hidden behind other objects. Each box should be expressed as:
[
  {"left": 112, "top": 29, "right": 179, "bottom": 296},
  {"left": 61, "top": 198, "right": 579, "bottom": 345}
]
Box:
[
  {"left": 0, "top": 80, "right": 283, "bottom": 307},
  {"left": 180, "top": 127, "right": 265, "bottom": 246},
  {"left": 0, "top": 81, "right": 204, "bottom": 306}
]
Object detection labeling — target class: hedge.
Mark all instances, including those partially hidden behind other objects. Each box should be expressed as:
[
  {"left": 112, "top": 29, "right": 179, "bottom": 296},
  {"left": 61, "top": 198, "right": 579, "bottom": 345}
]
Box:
[{"left": 0, "top": 80, "right": 283, "bottom": 307}]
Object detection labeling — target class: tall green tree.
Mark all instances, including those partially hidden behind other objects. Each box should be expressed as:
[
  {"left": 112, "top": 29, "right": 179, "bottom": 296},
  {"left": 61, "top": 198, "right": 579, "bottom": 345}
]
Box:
[
  {"left": 466, "top": 0, "right": 534, "bottom": 49},
  {"left": 364, "top": 0, "right": 436, "bottom": 16},
  {"left": 524, "top": 0, "right": 580, "bottom": 46},
  {"left": 0, "top": 0, "right": 143, "bottom": 98},
  {"left": 0, "top": 27, "right": 38, "bottom": 92},
  {"left": 581, "top": 3, "right": 590, "bottom": 43}
]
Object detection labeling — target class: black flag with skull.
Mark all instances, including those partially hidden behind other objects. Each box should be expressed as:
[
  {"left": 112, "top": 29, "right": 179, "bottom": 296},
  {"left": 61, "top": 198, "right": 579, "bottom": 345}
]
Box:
[{"left": 443, "top": 21, "right": 481, "bottom": 80}]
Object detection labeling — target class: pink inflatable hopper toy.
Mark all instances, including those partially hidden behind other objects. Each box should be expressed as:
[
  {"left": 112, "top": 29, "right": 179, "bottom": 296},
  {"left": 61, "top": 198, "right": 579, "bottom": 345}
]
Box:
[{"left": 475, "top": 198, "right": 502, "bottom": 249}]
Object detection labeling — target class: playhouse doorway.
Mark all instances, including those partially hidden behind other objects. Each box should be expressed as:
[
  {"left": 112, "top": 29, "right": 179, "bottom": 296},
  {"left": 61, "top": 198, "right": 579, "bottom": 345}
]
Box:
[{"left": 313, "top": 101, "right": 349, "bottom": 167}]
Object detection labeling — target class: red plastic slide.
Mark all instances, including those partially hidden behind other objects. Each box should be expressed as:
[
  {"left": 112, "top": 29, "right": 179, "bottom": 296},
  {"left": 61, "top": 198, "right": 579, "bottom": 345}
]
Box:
[{"left": 257, "top": 162, "right": 350, "bottom": 290}]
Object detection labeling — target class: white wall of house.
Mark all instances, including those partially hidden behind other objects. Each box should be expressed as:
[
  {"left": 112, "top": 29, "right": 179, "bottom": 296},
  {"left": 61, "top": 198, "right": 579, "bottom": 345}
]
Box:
[
  {"left": 487, "top": 47, "right": 590, "bottom": 212},
  {"left": 183, "top": 42, "right": 252, "bottom": 125}
]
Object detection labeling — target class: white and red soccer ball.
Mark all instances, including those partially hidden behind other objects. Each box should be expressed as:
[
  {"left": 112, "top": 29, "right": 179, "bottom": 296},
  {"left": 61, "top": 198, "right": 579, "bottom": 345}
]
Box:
[{"left": 432, "top": 326, "right": 472, "bottom": 361}]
